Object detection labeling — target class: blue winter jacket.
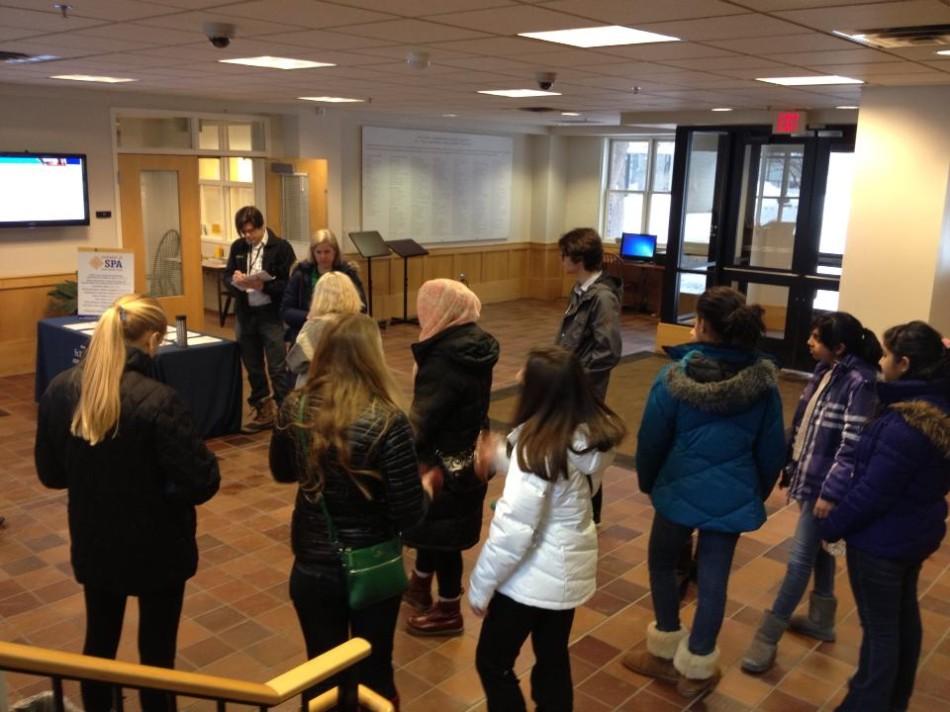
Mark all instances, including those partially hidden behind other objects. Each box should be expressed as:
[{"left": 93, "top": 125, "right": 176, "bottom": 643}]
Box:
[
  {"left": 636, "top": 343, "right": 786, "bottom": 533},
  {"left": 820, "top": 380, "right": 949, "bottom": 562},
  {"left": 785, "top": 355, "right": 879, "bottom": 504}
]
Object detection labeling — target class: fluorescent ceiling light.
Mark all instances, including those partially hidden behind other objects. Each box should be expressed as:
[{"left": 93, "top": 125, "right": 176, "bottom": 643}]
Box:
[
  {"left": 832, "top": 30, "right": 869, "bottom": 43},
  {"left": 298, "top": 96, "right": 364, "bottom": 103},
  {"left": 477, "top": 88, "right": 561, "bottom": 98},
  {"left": 711, "top": 107, "right": 733, "bottom": 112},
  {"left": 519, "top": 25, "right": 679, "bottom": 48},
  {"left": 50, "top": 74, "right": 136, "bottom": 83},
  {"left": 442, "top": 113, "right": 458, "bottom": 117},
  {"left": 937, "top": 49, "right": 950, "bottom": 56},
  {"left": 835, "top": 105, "right": 859, "bottom": 110},
  {"left": 561, "top": 112, "right": 581, "bottom": 116},
  {"left": 6, "top": 54, "right": 59, "bottom": 64},
  {"left": 756, "top": 75, "right": 863, "bottom": 86},
  {"left": 220, "top": 56, "right": 334, "bottom": 70}
]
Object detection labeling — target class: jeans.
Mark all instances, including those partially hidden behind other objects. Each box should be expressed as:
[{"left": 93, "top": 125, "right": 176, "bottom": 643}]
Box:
[
  {"left": 648, "top": 512, "right": 739, "bottom": 655},
  {"left": 771, "top": 500, "right": 836, "bottom": 619},
  {"left": 81, "top": 583, "right": 185, "bottom": 712},
  {"left": 836, "top": 547, "right": 922, "bottom": 712},
  {"left": 414, "top": 549, "right": 463, "bottom": 599},
  {"left": 235, "top": 306, "right": 288, "bottom": 407},
  {"left": 475, "top": 593, "right": 575, "bottom": 712},
  {"left": 289, "top": 563, "right": 401, "bottom": 703}
]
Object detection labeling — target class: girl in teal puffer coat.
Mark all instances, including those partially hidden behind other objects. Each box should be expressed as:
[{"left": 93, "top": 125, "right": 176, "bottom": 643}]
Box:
[{"left": 622, "top": 286, "right": 786, "bottom": 701}]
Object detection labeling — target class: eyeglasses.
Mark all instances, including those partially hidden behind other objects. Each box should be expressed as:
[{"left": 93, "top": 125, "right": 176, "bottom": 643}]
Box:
[{"left": 240, "top": 225, "right": 261, "bottom": 238}]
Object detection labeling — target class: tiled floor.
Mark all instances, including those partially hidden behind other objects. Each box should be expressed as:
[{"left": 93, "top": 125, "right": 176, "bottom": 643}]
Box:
[{"left": 2, "top": 299, "right": 949, "bottom": 712}]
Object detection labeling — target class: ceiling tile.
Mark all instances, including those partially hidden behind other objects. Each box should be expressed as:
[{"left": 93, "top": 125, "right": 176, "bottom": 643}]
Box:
[
  {"left": 276, "top": 29, "right": 401, "bottom": 51},
  {"left": 135, "top": 10, "right": 299, "bottom": 36},
  {"left": 637, "top": 14, "right": 805, "bottom": 41},
  {"left": 427, "top": 36, "right": 555, "bottom": 55},
  {"left": 425, "top": 5, "right": 597, "bottom": 33},
  {"left": 332, "top": 0, "right": 517, "bottom": 15},
  {"left": 768, "top": 48, "right": 906, "bottom": 66},
  {"left": 221, "top": 1, "right": 395, "bottom": 29},
  {"left": 706, "top": 33, "right": 855, "bottom": 54},
  {"left": 0, "top": 6, "right": 104, "bottom": 32},
  {"left": 870, "top": 72, "right": 950, "bottom": 85},
  {"left": 661, "top": 56, "right": 795, "bottom": 72},
  {"left": 774, "top": 1, "right": 950, "bottom": 33},
  {"left": 728, "top": 0, "right": 888, "bottom": 10},
  {"left": 538, "top": 0, "right": 746, "bottom": 24},
  {"left": 332, "top": 19, "right": 490, "bottom": 43},
  {"left": 72, "top": 22, "right": 201, "bottom": 45},
  {"left": 596, "top": 42, "right": 735, "bottom": 60},
  {"left": 1, "top": 0, "right": 175, "bottom": 22}
]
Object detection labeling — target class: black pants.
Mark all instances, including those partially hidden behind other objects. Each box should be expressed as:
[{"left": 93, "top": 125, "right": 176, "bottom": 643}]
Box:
[
  {"left": 475, "top": 593, "right": 575, "bottom": 712},
  {"left": 289, "top": 563, "right": 401, "bottom": 703},
  {"left": 81, "top": 583, "right": 185, "bottom": 712},
  {"left": 235, "top": 306, "right": 288, "bottom": 407},
  {"left": 414, "top": 549, "right": 463, "bottom": 599}
]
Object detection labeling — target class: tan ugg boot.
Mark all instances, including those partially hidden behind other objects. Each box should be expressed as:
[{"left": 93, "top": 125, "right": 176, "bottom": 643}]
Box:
[
  {"left": 673, "top": 637, "right": 721, "bottom": 700},
  {"left": 621, "top": 622, "right": 688, "bottom": 684}
]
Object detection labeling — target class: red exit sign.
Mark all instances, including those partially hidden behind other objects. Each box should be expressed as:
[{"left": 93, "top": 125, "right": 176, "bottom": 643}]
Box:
[{"left": 774, "top": 111, "right": 806, "bottom": 134}]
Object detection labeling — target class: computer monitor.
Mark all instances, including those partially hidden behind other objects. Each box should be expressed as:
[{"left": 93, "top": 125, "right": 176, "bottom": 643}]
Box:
[{"left": 620, "top": 232, "right": 657, "bottom": 262}]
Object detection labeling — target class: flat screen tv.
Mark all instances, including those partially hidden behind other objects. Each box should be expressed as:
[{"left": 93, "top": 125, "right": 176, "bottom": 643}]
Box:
[
  {"left": 620, "top": 232, "right": 657, "bottom": 262},
  {"left": 0, "top": 152, "right": 90, "bottom": 227}
]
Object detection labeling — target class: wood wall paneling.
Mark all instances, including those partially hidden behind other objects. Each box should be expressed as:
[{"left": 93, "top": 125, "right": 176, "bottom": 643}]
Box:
[{"left": 0, "top": 273, "right": 75, "bottom": 376}]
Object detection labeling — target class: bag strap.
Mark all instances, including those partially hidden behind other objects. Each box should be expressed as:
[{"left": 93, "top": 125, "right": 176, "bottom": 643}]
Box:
[{"left": 296, "top": 396, "right": 343, "bottom": 551}]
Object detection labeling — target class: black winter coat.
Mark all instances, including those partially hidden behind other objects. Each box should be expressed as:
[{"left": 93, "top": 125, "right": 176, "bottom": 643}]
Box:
[
  {"left": 35, "top": 349, "right": 220, "bottom": 594},
  {"left": 403, "top": 323, "right": 499, "bottom": 551},
  {"left": 279, "top": 260, "right": 367, "bottom": 342},
  {"left": 224, "top": 228, "right": 297, "bottom": 316},
  {"left": 270, "top": 394, "right": 427, "bottom": 567}
]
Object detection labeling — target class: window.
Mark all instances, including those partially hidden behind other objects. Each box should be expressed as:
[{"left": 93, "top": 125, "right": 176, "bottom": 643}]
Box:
[
  {"left": 603, "top": 139, "right": 676, "bottom": 247},
  {"left": 199, "top": 157, "right": 257, "bottom": 242},
  {"left": 754, "top": 145, "right": 802, "bottom": 227}
]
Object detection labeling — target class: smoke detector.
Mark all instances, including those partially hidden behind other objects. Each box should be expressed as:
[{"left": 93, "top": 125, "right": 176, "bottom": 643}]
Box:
[
  {"left": 835, "top": 23, "right": 950, "bottom": 49},
  {"left": 406, "top": 50, "right": 430, "bottom": 70}
]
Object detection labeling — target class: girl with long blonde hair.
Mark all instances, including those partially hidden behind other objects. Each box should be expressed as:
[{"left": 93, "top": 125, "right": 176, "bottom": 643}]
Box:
[
  {"left": 35, "top": 294, "right": 220, "bottom": 712},
  {"left": 270, "top": 313, "right": 431, "bottom": 708}
]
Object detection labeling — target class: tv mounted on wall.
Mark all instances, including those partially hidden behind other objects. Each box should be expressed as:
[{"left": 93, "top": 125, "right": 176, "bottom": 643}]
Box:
[{"left": 0, "top": 152, "right": 90, "bottom": 228}]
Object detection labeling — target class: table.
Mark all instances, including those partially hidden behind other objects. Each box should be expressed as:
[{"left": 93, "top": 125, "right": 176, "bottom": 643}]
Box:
[
  {"left": 35, "top": 317, "right": 243, "bottom": 438},
  {"left": 620, "top": 262, "right": 664, "bottom": 315}
]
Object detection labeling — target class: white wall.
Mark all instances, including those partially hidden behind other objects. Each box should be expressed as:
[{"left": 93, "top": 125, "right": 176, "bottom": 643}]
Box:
[
  {"left": 562, "top": 136, "right": 605, "bottom": 233},
  {"left": 839, "top": 86, "right": 950, "bottom": 336}
]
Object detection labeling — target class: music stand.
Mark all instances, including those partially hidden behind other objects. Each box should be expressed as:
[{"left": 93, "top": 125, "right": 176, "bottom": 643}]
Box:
[
  {"left": 386, "top": 239, "right": 429, "bottom": 325},
  {"left": 348, "top": 231, "right": 391, "bottom": 319}
]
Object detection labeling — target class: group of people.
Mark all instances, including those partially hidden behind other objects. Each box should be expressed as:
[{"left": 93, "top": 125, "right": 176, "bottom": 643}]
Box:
[{"left": 34, "top": 212, "right": 949, "bottom": 712}]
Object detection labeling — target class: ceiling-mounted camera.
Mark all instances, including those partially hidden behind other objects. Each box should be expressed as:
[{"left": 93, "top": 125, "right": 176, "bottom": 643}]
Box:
[
  {"left": 203, "top": 22, "right": 236, "bottom": 49},
  {"left": 536, "top": 71, "right": 557, "bottom": 91}
]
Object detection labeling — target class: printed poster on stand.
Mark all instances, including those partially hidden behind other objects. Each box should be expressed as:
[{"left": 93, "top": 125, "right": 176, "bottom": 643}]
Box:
[{"left": 77, "top": 247, "right": 135, "bottom": 316}]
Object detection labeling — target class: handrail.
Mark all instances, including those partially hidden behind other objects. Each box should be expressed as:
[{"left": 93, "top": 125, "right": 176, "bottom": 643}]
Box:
[{"left": 0, "top": 638, "right": 375, "bottom": 707}]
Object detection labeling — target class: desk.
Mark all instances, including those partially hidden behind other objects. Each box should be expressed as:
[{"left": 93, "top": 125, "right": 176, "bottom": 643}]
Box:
[
  {"left": 202, "top": 259, "right": 231, "bottom": 326},
  {"left": 620, "top": 262, "right": 664, "bottom": 315},
  {"left": 35, "top": 317, "right": 242, "bottom": 438}
]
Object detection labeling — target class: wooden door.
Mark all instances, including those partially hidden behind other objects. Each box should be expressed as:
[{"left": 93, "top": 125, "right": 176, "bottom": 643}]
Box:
[{"left": 118, "top": 154, "right": 204, "bottom": 329}]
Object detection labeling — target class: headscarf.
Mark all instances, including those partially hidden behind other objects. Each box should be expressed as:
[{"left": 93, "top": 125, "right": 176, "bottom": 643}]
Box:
[{"left": 417, "top": 279, "right": 481, "bottom": 342}]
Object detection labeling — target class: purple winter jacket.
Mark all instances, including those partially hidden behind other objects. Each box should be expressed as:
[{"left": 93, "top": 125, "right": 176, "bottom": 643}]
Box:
[{"left": 819, "top": 380, "right": 949, "bottom": 562}]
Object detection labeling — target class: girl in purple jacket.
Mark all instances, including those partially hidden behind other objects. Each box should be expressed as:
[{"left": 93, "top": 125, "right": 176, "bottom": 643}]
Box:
[
  {"left": 743, "top": 312, "right": 881, "bottom": 674},
  {"left": 820, "top": 321, "right": 949, "bottom": 712}
]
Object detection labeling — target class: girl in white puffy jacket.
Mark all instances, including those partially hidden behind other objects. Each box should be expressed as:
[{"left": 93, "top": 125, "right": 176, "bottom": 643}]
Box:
[{"left": 469, "top": 346, "right": 626, "bottom": 712}]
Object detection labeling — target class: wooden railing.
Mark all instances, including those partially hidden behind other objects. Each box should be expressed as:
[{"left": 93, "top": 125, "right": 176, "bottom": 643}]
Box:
[{"left": 0, "top": 639, "right": 393, "bottom": 712}]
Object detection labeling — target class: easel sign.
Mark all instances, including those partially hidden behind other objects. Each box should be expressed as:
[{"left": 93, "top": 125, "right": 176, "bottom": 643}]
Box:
[{"left": 77, "top": 247, "right": 135, "bottom": 316}]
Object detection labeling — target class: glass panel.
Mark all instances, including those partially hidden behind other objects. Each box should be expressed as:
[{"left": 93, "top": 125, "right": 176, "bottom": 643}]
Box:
[
  {"left": 198, "top": 120, "right": 220, "bottom": 150},
  {"left": 676, "top": 271, "right": 708, "bottom": 325},
  {"left": 604, "top": 192, "right": 644, "bottom": 239},
  {"left": 228, "top": 157, "right": 254, "bottom": 183},
  {"left": 200, "top": 185, "right": 225, "bottom": 238},
  {"left": 116, "top": 116, "right": 191, "bottom": 150},
  {"left": 818, "top": 152, "right": 855, "bottom": 257},
  {"left": 681, "top": 132, "right": 719, "bottom": 264},
  {"left": 198, "top": 157, "right": 221, "bottom": 181},
  {"left": 608, "top": 141, "right": 649, "bottom": 191},
  {"left": 652, "top": 140, "right": 675, "bottom": 192},
  {"left": 229, "top": 186, "right": 255, "bottom": 239},
  {"left": 140, "top": 171, "right": 183, "bottom": 297},
  {"left": 738, "top": 144, "right": 804, "bottom": 270},
  {"left": 735, "top": 281, "right": 789, "bottom": 339},
  {"left": 648, "top": 192, "right": 671, "bottom": 248},
  {"left": 814, "top": 289, "right": 840, "bottom": 312},
  {"left": 227, "top": 122, "right": 266, "bottom": 152}
]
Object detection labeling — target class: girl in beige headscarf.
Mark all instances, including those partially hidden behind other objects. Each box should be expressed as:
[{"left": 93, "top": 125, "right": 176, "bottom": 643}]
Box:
[{"left": 402, "top": 279, "right": 500, "bottom": 637}]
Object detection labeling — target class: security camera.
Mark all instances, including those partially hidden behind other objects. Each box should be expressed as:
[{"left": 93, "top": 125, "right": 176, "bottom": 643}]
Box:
[
  {"left": 203, "top": 22, "right": 236, "bottom": 49},
  {"left": 536, "top": 71, "right": 557, "bottom": 91}
]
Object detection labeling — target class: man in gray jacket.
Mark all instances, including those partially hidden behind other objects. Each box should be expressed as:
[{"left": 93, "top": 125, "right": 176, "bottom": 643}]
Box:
[{"left": 556, "top": 227, "right": 622, "bottom": 523}]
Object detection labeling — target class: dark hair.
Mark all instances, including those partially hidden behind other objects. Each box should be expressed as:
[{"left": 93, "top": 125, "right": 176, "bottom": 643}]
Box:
[
  {"left": 696, "top": 286, "right": 765, "bottom": 350},
  {"left": 812, "top": 311, "right": 883, "bottom": 366},
  {"left": 513, "top": 346, "right": 626, "bottom": 481},
  {"left": 882, "top": 321, "right": 950, "bottom": 383},
  {"left": 234, "top": 205, "right": 264, "bottom": 233},
  {"left": 558, "top": 228, "right": 604, "bottom": 271}
]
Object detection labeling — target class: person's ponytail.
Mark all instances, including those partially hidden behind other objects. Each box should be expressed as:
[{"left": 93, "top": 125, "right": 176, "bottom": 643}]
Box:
[
  {"left": 857, "top": 327, "right": 884, "bottom": 366},
  {"left": 696, "top": 286, "right": 765, "bottom": 350},
  {"left": 70, "top": 295, "right": 167, "bottom": 445}
]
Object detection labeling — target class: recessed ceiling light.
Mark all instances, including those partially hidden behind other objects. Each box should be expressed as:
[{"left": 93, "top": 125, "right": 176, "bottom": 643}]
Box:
[
  {"left": 756, "top": 75, "right": 863, "bottom": 86},
  {"left": 477, "top": 89, "right": 561, "bottom": 98},
  {"left": 442, "top": 113, "right": 458, "bottom": 117},
  {"left": 4, "top": 53, "right": 59, "bottom": 64},
  {"left": 936, "top": 49, "right": 950, "bottom": 56},
  {"left": 835, "top": 105, "right": 859, "bottom": 110},
  {"left": 298, "top": 96, "right": 364, "bottom": 103},
  {"left": 220, "top": 56, "right": 335, "bottom": 70},
  {"left": 519, "top": 25, "right": 679, "bottom": 48},
  {"left": 50, "top": 74, "right": 136, "bottom": 83},
  {"left": 561, "top": 112, "right": 581, "bottom": 116},
  {"left": 711, "top": 107, "right": 733, "bottom": 112}
]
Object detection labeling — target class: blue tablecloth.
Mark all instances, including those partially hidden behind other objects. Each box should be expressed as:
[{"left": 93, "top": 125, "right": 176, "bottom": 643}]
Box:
[{"left": 35, "top": 317, "right": 242, "bottom": 438}]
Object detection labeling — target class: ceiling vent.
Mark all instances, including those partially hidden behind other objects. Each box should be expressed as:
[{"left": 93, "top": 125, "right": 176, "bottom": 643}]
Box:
[
  {"left": 843, "top": 23, "right": 950, "bottom": 48},
  {"left": 518, "top": 106, "right": 557, "bottom": 113}
]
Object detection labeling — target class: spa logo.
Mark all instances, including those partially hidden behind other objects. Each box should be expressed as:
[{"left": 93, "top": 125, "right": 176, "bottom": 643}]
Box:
[{"left": 89, "top": 255, "right": 124, "bottom": 270}]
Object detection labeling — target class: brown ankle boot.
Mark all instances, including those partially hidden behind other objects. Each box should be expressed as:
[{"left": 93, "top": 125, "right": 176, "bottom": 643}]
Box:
[
  {"left": 402, "top": 572, "right": 433, "bottom": 612},
  {"left": 406, "top": 598, "right": 463, "bottom": 637}
]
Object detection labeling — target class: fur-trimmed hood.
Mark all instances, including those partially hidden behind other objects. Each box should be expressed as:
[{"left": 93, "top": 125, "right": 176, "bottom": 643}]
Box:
[
  {"left": 666, "top": 349, "right": 778, "bottom": 416},
  {"left": 891, "top": 400, "right": 950, "bottom": 458}
]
